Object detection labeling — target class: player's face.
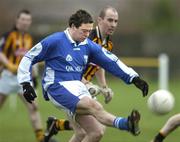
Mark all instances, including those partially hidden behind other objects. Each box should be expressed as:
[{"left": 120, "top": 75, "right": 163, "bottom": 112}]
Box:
[
  {"left": 98, "top": 9, "right": 118, "bottom": 36},
  {"left": 16, "top": 13, "right": 32, "bottom": 32},
  {"left": 73, "top": 23, "right": 93, "bottom": 42}
]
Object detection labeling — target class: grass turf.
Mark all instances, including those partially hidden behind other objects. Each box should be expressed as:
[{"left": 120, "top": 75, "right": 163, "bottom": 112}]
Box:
[{"left": 0, "top": 78, "right": 179, "bottom": 142}]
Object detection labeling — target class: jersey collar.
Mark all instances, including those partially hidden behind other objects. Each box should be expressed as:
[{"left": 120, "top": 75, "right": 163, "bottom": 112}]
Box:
[
  {"left": 64, "top": 28, "right": 88, "bottom": 47},
  {"left": 96, "top": 26, "right": 110, "bottom": 45}
]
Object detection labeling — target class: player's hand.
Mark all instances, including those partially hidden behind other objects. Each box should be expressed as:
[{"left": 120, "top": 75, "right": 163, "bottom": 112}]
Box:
[
  {"left": 132, "top": 77, "right": 149, "bottom": 97},
  {"left": 86, "top": 82, "right": 100, "bottom": 98},
  {"left": 22, "top": 82, "right": 37, "bottom": 104},
  {"left": 100, "top": 87, "right": 114, "bottom": 104}
]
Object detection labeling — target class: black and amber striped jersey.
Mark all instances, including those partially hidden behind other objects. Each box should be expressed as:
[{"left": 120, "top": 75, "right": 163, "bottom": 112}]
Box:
[
  {"left": 83, "top": 26, "right": 113, "bottom": 81},
  {"left": 0, "top": 27, "right": 33, "bottom": 68}
]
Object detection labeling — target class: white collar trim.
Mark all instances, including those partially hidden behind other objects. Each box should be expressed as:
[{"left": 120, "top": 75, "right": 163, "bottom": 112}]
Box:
[{"left": 64, "top": 28, "right": 88, "bottom": 46}]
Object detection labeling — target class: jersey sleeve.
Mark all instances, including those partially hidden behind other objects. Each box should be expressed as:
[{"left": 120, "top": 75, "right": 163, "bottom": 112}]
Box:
[
  {"left": 17, "top": 40, "right": 50, "bottom": 84},
  {"left": 88, "top": 41, "right": 139, "bottom": 84}
]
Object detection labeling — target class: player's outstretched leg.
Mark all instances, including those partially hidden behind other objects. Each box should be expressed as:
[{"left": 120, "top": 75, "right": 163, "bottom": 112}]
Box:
[{"left": 77, "top": 97, "right": 141, "bottom": 136}]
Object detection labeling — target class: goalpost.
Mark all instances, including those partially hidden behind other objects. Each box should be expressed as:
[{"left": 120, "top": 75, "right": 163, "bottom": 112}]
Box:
[{"left": 158, "top": 54, "right": 169, "bottom": 90}]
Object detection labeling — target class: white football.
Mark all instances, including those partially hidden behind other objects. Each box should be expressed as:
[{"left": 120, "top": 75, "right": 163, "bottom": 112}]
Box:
[{"left": 147, "top": 89, "right": 175, "bottom": 115}]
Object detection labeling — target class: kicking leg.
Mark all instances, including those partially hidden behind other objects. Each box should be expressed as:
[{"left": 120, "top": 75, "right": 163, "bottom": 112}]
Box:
[{"left": 76, "top": 96, "right": 140, "bottom": 136}]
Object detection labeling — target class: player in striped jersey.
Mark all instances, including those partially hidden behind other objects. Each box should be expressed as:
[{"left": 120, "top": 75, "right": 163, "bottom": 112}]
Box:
[
  {"left": 0, "top": 9, "right": 45, "bottom": 142},
  {"left": 83, "top": 6, "right": 118, "bottom": 103},
  {"left": 18, "top": 9, "right": 148, "bottom": 142}
]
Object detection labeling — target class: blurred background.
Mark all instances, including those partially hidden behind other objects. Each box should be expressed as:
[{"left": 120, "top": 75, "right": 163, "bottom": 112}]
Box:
[
  {"left": 0, "top": 0, "right": 180, "bottom": 142},
  {"left": 0, "top": 0, "right": 180, "bottom": 79}
]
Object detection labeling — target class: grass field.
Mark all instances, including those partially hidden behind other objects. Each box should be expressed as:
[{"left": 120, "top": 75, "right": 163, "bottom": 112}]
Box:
[{"left": 0, "top": 77, "right": 179, "bottom": 142}]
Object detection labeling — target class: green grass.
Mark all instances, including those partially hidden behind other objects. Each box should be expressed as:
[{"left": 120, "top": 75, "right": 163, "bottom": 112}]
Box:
[{"left": 0, "top": 78, "right": 179, "bottom": 142}]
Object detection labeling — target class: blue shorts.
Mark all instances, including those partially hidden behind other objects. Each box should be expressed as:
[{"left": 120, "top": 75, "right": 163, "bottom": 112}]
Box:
[{"left": 47, "top": 80, "right": 91, "bottom": 115}]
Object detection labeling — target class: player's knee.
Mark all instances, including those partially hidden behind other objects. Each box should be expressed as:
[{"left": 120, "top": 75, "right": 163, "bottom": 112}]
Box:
[
  {"left": 87, "top": 99, "right": 103, "bottom": 112},
  {"left": 101, "top": 125, "right": 106, "bottom": 134},
  {"left": 75, "top": 130, "right": 86, "bottom": 141},
  {"left": 95, "top": 125, "right": 105, "bottom": 138},
  {"left": 89, "top": 129, "right": 104, "bottom": 141},
  {"left": 87, "top": 124, "right": 105, "bottom": 141},
  {"left": 79, "top": 97, "right": 104, "bottom": 114},
  {"left": 92, "top": 101, "right": 104, "bottom": 114}
]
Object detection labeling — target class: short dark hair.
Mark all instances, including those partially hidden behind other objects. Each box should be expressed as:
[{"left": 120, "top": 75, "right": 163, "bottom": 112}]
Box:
[
  {"left": 68, "top": 9, "right": 93, "bottom": 28},
  {"left": 17, "top": 9, "right": 31, "bottom": 18}
]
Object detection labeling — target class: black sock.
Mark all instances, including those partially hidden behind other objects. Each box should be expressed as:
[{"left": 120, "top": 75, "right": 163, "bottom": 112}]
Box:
[
  {"left": 56, "top": 119, "right": 72, "bottom": 130},
  {"left": 154, "top": 132, "right": 165, "bottom": 142},
  {"left": 64, "top": 120, "right": 72, "bottom": 130}
]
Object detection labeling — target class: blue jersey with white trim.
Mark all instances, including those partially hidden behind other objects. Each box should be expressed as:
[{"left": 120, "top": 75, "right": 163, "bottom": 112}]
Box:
[{"left": 17, "top": 29, "right": 138, "bottom": 94}]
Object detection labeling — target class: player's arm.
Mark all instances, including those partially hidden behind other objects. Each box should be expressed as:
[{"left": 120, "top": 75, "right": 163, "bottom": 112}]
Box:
[
  {"left": 0, "top": 35, "right": 18, "bottom": 73},
  {"left": 95, "top": 68, "right": 107, "bottom": 88},
  {"left": 31, "top": 63, "right": 39, "bottom": 89},
  {"left": 89, "top": 43, "right": 138, "bottom": 84},
  {"left": 89, "top": 41, "right": 148, "bottom": 97},
  {"left": 95, "top": 68, "right": 114, "bottom": 103},
  {"left": 18, "top": 42, "right": 49, "bottom": 103},
  {"left": 0, "top": 52, "right": 18, "bottom": 74},
  {"left": 18, "top": 40, "right": 50, "bottom": 84}
]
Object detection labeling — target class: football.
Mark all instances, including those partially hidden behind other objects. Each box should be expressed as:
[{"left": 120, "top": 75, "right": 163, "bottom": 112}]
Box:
[{"left": 147, "top": 89, "right": 175, "bottom": 115}]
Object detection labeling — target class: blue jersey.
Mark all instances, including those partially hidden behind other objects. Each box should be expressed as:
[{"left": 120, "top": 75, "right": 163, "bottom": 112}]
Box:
[{"left": 17, "top": 29, "right": 138, "bottom": 100}]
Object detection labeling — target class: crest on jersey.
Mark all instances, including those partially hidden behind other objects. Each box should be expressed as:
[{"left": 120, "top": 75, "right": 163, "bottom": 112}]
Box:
[{"left": 66, "top": 54, "right": 73, "bottom": 61}]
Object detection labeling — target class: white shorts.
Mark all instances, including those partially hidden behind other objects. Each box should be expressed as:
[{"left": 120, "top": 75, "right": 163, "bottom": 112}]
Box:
[
  {"left": 0, "top": 70, "right": 23, "bottom": 95},
  {"left": 47, "top": 80, "right": 92, "bottom": 118}
]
